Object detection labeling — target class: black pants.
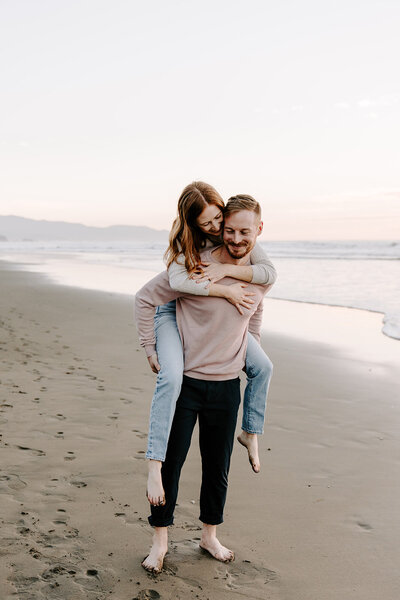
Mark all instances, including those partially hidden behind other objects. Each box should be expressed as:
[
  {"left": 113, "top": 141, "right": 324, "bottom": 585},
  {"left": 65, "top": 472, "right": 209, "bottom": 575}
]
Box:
[{"left": 149, "top": 375, "right": 241, "bottom": 527}]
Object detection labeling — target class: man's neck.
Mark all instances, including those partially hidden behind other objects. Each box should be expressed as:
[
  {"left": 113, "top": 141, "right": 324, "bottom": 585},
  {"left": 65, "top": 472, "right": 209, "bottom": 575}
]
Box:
[{"left": 211, "top": 245, "right": 251, "bottom": 265}]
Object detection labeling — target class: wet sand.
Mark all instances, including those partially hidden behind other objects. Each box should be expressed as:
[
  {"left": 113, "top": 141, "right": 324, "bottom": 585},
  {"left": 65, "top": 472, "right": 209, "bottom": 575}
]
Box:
[{"left": 1, "top": 260, "right": 399, "bottom": 600}]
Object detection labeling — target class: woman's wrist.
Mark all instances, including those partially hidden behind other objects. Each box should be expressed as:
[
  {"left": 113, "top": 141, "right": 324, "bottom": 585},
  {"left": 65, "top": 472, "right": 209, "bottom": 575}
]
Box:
[
  {"left": 209, "top": 283, "right": 231, "bottom": 299},
  {"left": 222, "top": 264, "right": 233, "bottom": 278},
  {"left": 223, "top": 263, "right": 253, "bottom": 283}
]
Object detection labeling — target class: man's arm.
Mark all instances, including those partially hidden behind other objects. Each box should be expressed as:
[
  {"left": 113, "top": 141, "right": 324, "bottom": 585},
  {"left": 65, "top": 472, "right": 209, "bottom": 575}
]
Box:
[{"left": 134, "top": 271, "right": 180, "bottom": 357}]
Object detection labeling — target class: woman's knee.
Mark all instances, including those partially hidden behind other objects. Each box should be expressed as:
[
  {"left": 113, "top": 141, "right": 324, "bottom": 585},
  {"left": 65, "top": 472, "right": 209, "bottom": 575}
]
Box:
[
  {"left": 156, "top": 363, "right": 183, "bottom": 396},
  {"left": 247, "top": 352, "right": 273, "bottom": 379}
]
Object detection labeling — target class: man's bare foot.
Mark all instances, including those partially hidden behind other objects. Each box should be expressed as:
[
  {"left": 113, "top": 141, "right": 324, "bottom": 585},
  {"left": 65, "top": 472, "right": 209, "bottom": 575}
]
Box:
[
  {"left": 237, "top": 431, "right": 260, "bottom": 473},
  {"left": 146, "top": 459, "right": 165, "bottom": 506},
  {"left": 199, "top": 524, "right": 234, "bottom": 563},
  {"left": 141, "top": 527, "right": 168, "bottom": 574}
]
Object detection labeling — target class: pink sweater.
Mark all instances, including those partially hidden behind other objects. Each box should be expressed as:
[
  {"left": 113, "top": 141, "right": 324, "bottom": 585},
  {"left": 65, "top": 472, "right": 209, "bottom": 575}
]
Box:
[{"left": 135, "top": 248, "right": 270, "bottom": 381}]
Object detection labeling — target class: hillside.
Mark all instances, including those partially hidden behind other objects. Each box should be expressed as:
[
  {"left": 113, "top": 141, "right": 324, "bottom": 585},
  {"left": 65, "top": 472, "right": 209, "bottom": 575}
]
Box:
[{"left": 0, "top": 216, "right": 168, "bottom": 242}]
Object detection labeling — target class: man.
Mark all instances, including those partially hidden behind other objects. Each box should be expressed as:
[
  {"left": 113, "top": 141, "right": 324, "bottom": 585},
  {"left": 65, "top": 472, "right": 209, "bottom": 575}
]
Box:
[{"left": 135, "top": 195, "right": 272, "bottom": 573}]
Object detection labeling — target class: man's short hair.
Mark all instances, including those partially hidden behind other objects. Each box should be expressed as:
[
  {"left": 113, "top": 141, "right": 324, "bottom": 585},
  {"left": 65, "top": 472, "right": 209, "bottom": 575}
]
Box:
[{"left": 224, "top": 194, "right": 261, "bottom": 220}]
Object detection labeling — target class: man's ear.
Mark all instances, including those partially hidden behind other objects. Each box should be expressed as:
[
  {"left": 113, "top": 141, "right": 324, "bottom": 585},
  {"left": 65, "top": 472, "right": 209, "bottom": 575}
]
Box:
[{"left": 257, "top": 221, "right": 264, "bottom": 236}]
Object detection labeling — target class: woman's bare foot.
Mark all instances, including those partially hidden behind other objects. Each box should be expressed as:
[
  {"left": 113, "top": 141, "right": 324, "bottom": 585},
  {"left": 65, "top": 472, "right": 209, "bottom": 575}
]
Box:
[
  {"left": 237, "top": 431, "right": 260, "bottom": 473},
  {"left": 146, "top": 459, "right": 165, "bottom": 506},
  {"left": 141, "top": 527, "right": 168, "bottom": 574},
  {"left": 199, "top": 524, "right": 234, "bottom": 563}
]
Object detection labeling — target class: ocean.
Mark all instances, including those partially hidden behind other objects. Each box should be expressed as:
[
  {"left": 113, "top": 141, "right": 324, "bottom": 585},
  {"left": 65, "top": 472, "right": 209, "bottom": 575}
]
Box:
[{"left": 1, "top": 239, "right": 399, "bottom": 341}]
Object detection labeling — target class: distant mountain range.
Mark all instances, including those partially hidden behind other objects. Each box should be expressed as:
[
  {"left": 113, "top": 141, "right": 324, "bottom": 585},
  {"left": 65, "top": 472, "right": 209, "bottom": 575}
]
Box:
[{"left": 0, "top": 215, "right": 169, "bottom": 242}]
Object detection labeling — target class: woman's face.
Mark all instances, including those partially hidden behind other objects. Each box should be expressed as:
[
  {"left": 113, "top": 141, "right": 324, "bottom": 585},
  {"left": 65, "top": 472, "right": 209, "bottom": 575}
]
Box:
[{"left": 196, "top": 204, "right": 223, "bottom": 235}]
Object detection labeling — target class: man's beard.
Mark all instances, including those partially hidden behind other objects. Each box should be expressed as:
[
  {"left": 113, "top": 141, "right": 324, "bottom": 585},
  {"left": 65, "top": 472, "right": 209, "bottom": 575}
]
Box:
[{"left": 224, "top": 241, "right": 252, "bottom": 259}]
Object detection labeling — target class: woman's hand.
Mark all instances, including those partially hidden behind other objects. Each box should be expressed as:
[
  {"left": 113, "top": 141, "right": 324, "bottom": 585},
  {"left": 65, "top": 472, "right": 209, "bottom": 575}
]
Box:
[
  {"left": 224, "top": 283, "right": 256, "bottom": 315},
  {"left": 190, "top": 262, "right": 227, "bottom": 286},
  {"left": 147, "top": 353, "right": 160, "bottom": 374}
]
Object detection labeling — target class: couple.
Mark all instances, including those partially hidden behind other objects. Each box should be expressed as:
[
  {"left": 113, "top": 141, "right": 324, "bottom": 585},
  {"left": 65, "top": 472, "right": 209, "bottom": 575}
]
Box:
[{"left": 135, "top": 181, "right": 276, "bottom": 573}]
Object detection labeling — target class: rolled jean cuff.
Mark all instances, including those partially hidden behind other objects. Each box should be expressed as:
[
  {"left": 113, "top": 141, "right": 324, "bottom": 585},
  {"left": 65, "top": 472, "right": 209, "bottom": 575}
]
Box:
[
  {"left": 145, "top": 451, "right": 166, "bottom": 462},
  {"left": 148, "top": 515, "right": 174, "bottom": 528},
  {"left": 241, "top": 424, "right": 264, "bottom": 435},
  {"left": 199, "top": 514, "right": 224, "bottom": 526}
]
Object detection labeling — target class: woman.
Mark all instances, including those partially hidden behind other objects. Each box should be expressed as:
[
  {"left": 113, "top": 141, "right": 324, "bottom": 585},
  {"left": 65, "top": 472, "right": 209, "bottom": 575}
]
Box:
[{"left": 145, "top": 181, "right": 276, "bottom": 508}]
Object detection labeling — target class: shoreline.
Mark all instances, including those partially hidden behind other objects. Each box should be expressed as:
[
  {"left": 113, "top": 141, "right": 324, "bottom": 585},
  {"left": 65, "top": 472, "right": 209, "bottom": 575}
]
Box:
[
  {"left": 1, "top": 262, "right": 400, "bottom": 599},
  {"left": 1, "top": 253, "right": 399, "bottom": 342},
  {"left": 1, "top": 257, "right": 400, "bottom": 354}
]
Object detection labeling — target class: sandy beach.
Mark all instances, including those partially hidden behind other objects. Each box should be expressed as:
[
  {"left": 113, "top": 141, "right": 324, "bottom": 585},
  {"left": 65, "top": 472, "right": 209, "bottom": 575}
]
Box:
[{"left": 1, "top": 260, "right": 400, "bottom": 600}]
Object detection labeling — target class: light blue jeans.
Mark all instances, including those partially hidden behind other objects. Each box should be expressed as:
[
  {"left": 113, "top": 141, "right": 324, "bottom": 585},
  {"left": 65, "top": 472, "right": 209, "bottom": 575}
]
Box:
[{"left": 146, "top": 300, "right": 273, "bottom": 461}]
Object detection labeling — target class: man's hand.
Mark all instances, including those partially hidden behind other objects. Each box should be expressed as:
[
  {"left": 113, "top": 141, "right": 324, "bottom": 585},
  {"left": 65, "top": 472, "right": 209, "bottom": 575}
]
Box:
[
  {"left": 190, "top": 262, "right": 227, "bottom": 286},
  {"left": 225, "top": 283, "right": 256, "bottom": 315},
  {"left": 147, "top": 353, "right": 160, "bottom": 374}
]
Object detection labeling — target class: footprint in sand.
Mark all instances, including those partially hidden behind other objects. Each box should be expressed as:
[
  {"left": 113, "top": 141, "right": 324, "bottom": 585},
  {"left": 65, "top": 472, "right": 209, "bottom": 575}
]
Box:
[
  {"left": 120, "top": 397, "right": 133, "bottom": 404},
  {"left": 133, "top": 451, "right": 146, "bottom": 460},
  {"left": 70, "top": 480, "right": 87, "bottom": 488},
  {"left": 53, "top": 517, "right": 69, "bottom": 525},
  {"left": 40, "top": 562, "right": 80, "bottom": 581},
  {"left": 64, "top": 451, "right": 76, "bottom": 461},
  {"left": 215, "top": 561, "right": 277, "bottom": 591},
  {"left": 133, "top": 591, "right": 161, "bottom": 600},
  {"left": 356, "top": 521, "right": 373, "bottom": 531},
  {"left": 0, "top": 473, "right": 27, "bottom": 491},
  {"left": 8, "top": 574, "right": 40, "bottom": 590},
  {"left": 132, "top": 430, "right": 147, "bottom": 439},
  {"left": 16, "top": 445, "right": 46, "bottom": 456},
  {"left": 29, "top": 547, "right": 42, "bottom": 560},
  {"left": 170, "top": 538, "right": 203, "bottom": 559}
]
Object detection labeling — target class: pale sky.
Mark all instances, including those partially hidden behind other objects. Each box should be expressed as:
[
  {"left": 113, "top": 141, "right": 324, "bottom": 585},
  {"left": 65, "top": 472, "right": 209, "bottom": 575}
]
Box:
[{"left": 1, "top": 0, "right": 399, "bottom": 240}]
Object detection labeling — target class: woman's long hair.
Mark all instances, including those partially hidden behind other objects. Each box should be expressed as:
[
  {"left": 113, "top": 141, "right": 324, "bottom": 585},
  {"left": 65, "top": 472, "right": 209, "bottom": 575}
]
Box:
[{"left": 165, "top": 181, "right": 225, "bottom": 273}]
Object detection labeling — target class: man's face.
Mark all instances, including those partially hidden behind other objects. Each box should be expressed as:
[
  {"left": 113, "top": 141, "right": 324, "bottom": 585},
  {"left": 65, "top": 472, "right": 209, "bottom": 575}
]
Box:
[{"left": 223, "top": 210, "right": 263, "bottom": 259}]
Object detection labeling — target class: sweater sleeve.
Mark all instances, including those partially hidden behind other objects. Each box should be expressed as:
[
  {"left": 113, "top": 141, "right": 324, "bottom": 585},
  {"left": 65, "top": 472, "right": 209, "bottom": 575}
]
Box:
[
  {"left": 248, "top": 298, "right": 264, "bottom": 344},
  {"left": 168, "top": 255, "right": 210, "bottom": 296},
  {"left": 248, "top": 283, "right": 273, "bottom": 343},
  {"left": 134, "top": 271, "right": 180, "bottom": 357},
  {"left": 250, "top": 242, "right": 277, "bottom": 285}
]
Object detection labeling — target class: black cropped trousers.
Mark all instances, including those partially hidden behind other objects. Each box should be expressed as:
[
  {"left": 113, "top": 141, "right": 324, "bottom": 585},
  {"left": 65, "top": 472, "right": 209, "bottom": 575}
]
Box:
[{"left": 149, "top": 375, "right": 241, "bottom": 527}]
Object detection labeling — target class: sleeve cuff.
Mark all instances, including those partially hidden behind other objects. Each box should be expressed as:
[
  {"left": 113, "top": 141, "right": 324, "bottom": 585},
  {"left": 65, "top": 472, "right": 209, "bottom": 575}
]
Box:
[{"left": 145, "top": 344, "right": 156, "bottom": 357}]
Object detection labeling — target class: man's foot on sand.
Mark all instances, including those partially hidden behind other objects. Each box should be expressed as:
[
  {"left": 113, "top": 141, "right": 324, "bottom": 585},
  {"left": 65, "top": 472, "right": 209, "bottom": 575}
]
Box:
[
  {"left": 199, "top": 538, "right": 234, "bottom": 563},
  {"left": 146, "top": 461, "right": 165, "bottom": 506},
  {"left": 237, "top": 431, "right": 260, "bottom": 473},
  {"left": 141, "top": 531, "right": 168, "bottom": 574}
]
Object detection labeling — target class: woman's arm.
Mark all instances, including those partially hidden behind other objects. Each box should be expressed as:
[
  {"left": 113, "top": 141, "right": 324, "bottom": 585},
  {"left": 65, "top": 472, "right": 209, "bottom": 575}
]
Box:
[
  {"left": 168, "top": 255, "right": 255, "bottom": 313},
  {"left": 209, "top": 282, "right": 256, "bottom": 315},
  {"left": 190, "top": 242, "right": 277, "bottom": 286},
  {"left": 249, "top": 242, "right": 277, "bottom": 285},
  {"left": 168, "top": 257, "right": 210, "bottom": 295}
]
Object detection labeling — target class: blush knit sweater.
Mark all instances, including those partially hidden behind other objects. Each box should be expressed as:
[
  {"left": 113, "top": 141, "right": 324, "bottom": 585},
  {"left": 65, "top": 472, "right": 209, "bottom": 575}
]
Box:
[{"left": 135, "top": 248, "right": 270, "bottom": 381}]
